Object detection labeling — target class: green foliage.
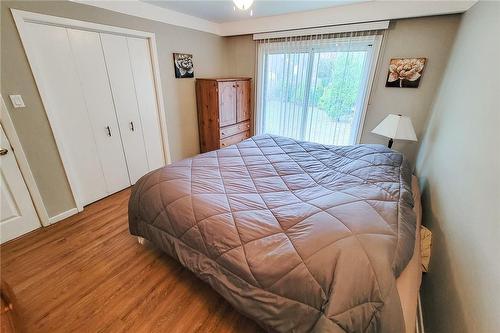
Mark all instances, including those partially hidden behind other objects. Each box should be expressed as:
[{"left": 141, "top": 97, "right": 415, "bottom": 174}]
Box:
[
  {"left": 315, "top": 51, "right": 365, "bottom": 120},
  {"left": 266, "top": 50, "right": 366, "bottom": 121}
]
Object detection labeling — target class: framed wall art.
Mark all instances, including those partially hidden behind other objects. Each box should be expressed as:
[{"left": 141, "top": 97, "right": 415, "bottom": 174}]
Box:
[
  {"left": 386, "top": 58, "right": 427, "bottom": 88},
  {"left": 173, "top": 53, "right": 194, "bottom": 78}
]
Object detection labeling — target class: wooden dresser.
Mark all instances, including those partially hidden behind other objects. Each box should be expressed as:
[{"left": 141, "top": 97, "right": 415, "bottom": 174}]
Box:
[{"left": 195, "top": 78, "right": 252, "bottom": 152}]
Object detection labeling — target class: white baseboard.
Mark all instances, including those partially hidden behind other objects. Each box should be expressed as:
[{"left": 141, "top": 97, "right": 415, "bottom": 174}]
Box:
[{"left": 48, "top": 208, "right": 79, "bottom": 224}]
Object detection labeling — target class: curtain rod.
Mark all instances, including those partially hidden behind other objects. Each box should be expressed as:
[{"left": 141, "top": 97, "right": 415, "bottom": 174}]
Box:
[{"left": 252, "top": 21, "right": 389, "bottom": 40}]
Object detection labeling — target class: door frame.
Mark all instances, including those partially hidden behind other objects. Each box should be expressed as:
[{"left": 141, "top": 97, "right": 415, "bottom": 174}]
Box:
[
  {"left": 0, "top": 95, "right": 47, "bottom": 226},
  {"left": 12, "top": 9, "right": 172, "bottom": 212}
]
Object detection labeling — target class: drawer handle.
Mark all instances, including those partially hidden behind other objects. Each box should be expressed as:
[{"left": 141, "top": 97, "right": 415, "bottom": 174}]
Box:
[
  {"left": 221, "top": 132, "right": 225, "bottom": 135},
  {"left": 0, "top": 148, "right": 8, "bottom": 156},
  {"left": 130, "top": 121, "right": 135, "bottom": 132},
  {"left": 106, "top": 126, "right": 112, "bottom": 137}
]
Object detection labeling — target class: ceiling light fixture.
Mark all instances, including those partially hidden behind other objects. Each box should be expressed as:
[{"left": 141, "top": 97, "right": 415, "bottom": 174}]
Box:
[{"left": 233, "top": 0, "right": 254, "bottom": 11}]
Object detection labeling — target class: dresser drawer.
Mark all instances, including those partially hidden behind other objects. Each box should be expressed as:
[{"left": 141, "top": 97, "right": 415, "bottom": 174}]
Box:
[
  {"left": 220, "top": 121, "right": 251, "bottom": 139},
  {"left": 220, "top": 130, "right": 250, "bottom": 148}
]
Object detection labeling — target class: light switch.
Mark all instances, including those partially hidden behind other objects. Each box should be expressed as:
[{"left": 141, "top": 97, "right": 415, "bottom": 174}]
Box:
[{"left": 9, "top": 95, "right": 26, "bottom": 108}]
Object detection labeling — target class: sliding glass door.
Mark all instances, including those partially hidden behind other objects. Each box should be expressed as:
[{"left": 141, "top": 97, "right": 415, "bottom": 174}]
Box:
[{"left": 257, "top": 34, "right": 381, "bottom": 145}]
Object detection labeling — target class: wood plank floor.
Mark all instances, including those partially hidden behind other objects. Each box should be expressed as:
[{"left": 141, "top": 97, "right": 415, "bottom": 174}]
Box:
[{"left": 0, "top": 189, "right": 262, "bottom": 333}]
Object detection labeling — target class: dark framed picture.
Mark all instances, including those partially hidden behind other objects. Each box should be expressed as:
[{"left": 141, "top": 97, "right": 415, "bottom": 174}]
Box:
[
  {"left": 386, "top": 58, "right": 427, "bottom": 88},
  {"left": 173, "top": 53, "right": 194, "bottom": 78}
]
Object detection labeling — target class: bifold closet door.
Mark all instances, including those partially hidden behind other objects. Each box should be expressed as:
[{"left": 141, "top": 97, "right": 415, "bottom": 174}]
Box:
[
  {"left": 22, "top": 23, "right": 112, "bottom": 205},
  {"left": 126, "top": 37, "right": 164, "bottom": 171},
  {"left": 66, "top": 29, "right": 131, "bottom": 195},
  {"left": 101, "top": 33, "right": 151, "bottom": 184},
  {"left": 20, "top": 21, "right": 164, "bottom": 207}
]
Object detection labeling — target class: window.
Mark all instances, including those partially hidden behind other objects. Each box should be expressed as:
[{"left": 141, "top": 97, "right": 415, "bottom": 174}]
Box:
[{"left": 256, "top": 33, "right": 381, "bottom": 145}]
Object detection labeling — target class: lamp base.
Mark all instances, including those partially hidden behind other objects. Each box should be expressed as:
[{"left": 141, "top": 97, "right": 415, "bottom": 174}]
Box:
[{"left": 388, "top": 138, "right": 394, "bottom": 148}]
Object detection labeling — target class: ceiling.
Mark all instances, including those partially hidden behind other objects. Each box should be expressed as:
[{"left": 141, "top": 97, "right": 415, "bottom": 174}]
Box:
[
  {"left": 74, "top": 0, "right": 476, "bottom": 36},
  {"left": 143, "top": 0, "right": 366, "bottom": 23}
]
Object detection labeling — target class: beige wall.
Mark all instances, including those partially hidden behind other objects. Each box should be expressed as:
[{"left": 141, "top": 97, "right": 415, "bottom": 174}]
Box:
[
  {"left": 416, "top": 2, "right": 500, "bottom": 332},
  {"left": 225, "top": 35, "right": 256, "bottom": 132},
  {"left": 0, "top": 3, "right": 461, "bottom": 219},
  {"left": 225, "top": 15, "right": 461, "bottom": 168},
  {"left": 1, "top": 0, "right": 229, "bottom": 216},
  {"left": 226, "top": 35, "right": 256, "bottom": 78},
  {"left": 360, "top": 15, "right": 460, "bottom": 166}
]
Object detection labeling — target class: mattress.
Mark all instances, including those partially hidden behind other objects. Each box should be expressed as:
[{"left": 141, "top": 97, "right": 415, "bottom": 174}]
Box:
[
  {"left": 397, "top": 176, "right": 422, "bottom": 333},
  {"left": 128, "top": 135, "right": 417, "bottom": 332}
]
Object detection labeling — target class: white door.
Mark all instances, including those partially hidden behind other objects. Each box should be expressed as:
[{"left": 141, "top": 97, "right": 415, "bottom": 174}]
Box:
[
  {"left": 100, "top": 33, "right": 150, "bottom": 184},
  {"left": 127, "top": 37, "right": 165, "bottom": 171},
  {"left": 23, "top": 22, "right": 109, "bottom": 205},
  {"left": 0, "top": 125, "right": 41, "bottom": 243},
  {"left": 66, "top": 28, "right": 131, "bottom": 194},
  {"left": 23, "top": 23, "right": 132, "bottom": 206},
  {"left": 17, "top": 15, "right": 166, "bottom": 210}
]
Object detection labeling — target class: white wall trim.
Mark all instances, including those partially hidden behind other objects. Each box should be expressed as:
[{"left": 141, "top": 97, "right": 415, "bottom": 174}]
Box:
[
  {"left": 148, "top": 34, "right": 172, "bottom": 165},
  {"left": 13, "top": 9, "right": 158, "bottom": 39},
  {"left": 69, "top": 0, "right": 220, "bottom": 35},
  {"left": 13, "top": 9, "right": 84, "bottom": 212},
  {"left": 355, "top": 34, "right": 383, "bottom": 144},
  {"left": 253, "top": 21, "right": 389, "bottom": 40},
  {"left": 70, "top": 0, "right": 475, "bottom": 37},
  {"left": 220, "top": 1, "right": 475, "bottom": 36},
  {"left": 0, "top": 95, "right": 50, "bottom": 226},
  {"left": 11, "top": 9, "right": 172, "bottom": 213},
  {"left": 48, "top": 208, "right": 79, "bottom": 225}
]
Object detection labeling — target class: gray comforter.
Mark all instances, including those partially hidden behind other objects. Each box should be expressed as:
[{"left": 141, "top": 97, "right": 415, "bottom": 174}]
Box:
[{"left": 128, "top": 134, "right": 416, "bottom": 332}]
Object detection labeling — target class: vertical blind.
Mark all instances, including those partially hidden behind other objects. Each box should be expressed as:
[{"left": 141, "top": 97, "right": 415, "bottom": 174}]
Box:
[{"left": 256, "top": 30, "right": 383, "bottom": 146}]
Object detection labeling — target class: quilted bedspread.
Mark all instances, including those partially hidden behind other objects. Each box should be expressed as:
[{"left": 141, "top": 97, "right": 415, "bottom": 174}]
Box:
[{"left": 128, "top": 135, "right": 416, "bottom": 332}]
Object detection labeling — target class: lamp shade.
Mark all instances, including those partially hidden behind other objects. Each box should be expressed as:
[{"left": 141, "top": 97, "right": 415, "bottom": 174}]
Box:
[{"left": 371, "top": 114, "right": 417, "bottom": 141}]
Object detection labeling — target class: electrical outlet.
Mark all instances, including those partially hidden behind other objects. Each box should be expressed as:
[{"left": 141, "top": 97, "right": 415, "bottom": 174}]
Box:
[{"left": 9, "top": 95, "right": 26, "bottom": 108}]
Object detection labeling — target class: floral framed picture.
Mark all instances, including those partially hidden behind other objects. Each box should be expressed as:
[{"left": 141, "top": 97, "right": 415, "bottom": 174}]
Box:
[
  {"left": 173, "top": 53, "right": 194, "bottom": 78},
  {"left": 386, "top": 58, "right": 426, "bottom": 88}
]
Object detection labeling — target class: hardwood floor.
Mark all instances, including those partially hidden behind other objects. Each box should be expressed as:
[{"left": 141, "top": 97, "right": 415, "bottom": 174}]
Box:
[{"left": 0, "top": 189, "right": 262, "bottom": 333}]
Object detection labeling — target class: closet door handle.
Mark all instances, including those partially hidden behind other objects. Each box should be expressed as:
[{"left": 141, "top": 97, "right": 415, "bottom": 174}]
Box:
[
  {"left": 130, "top": 121, "right": 135, "bottom": 132},
  {"left": 106, "top": 126, "right": 112, "bottom": 137}
]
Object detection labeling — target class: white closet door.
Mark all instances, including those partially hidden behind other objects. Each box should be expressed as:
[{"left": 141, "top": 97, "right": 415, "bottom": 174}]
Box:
[
  {"left": 127, "top": 37, "right": 165, "bottom": 171},
  {"left": 66, "top": 29, "right": 130, "bottom": 194},
  {"left": 100, "top": 33, "right": 149, "bottom": 184},
  {"left": 23, "top": 22, "right": 107, "bottom": 205}
]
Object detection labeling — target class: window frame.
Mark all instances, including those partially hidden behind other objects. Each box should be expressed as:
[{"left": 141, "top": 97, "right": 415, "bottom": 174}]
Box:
[{"left": 255, "top": 34, "right": 383, "bottom": 145}]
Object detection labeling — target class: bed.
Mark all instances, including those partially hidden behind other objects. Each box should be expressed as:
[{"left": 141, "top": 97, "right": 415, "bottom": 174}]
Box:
[
  {"left": 398, "top": 175, "right": 423, "bottom": 333},
  {"left": 128, "top": 134, "right": 417, "bottom": 332}
]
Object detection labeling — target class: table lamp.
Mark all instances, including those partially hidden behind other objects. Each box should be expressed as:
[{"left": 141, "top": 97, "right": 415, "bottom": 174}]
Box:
[{"left": 372, "top": 114, "right": 417, "bottom": 148}]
